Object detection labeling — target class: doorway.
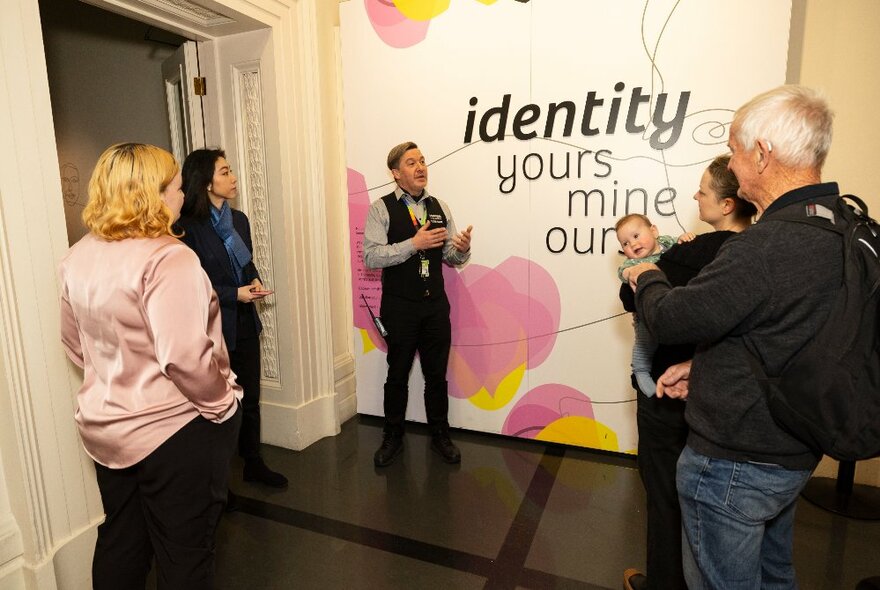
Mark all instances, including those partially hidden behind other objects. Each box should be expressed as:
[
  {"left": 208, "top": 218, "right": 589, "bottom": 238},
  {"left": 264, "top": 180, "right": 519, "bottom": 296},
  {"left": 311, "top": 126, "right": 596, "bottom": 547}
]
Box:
[{"left": 38, "top": 0, "right": 189, "bottom": 244}]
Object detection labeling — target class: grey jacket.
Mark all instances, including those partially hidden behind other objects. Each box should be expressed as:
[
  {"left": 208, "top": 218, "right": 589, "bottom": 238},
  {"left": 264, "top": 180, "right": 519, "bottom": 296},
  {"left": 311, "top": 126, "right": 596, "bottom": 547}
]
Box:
[{"left": 635, "top": 183, "right": 843, "bottom": 469}]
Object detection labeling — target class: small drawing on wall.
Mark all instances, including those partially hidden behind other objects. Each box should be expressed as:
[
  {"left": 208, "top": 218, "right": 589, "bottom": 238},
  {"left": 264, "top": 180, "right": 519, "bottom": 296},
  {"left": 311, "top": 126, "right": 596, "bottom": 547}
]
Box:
[{"left": 61, "top": 163, "right": 81, "bottom": 207}]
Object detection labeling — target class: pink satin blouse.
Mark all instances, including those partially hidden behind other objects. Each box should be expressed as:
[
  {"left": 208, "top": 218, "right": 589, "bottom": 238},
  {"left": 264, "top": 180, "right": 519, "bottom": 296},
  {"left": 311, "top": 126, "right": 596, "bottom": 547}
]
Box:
[{"left": 59, "top": 234, "right": 242, "bottom": 468}]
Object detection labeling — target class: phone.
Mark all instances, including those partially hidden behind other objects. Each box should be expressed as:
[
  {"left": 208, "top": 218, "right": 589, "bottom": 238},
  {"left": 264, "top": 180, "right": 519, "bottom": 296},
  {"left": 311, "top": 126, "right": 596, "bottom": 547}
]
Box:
[{"left": 250, "top": 288, "right": 274, "bottom": 296}]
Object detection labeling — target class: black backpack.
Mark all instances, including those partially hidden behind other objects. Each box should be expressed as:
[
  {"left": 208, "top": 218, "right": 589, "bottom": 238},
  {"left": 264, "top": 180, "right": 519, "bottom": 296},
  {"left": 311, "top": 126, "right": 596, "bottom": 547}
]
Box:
[{"left": 748, "top": 195, "right": 880, "bottom": 461}]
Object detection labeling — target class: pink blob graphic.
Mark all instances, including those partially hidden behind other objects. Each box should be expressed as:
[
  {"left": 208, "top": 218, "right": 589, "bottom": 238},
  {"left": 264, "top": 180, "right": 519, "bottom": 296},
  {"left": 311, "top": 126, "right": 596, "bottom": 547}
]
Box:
[
  {"left": 445, "top": 257, "right": 561, "bottom": 400},
  {"left": 501, "top": 384, "right": 596, "bottom": 439},
  {"left": 348, "top": 168, "right": 387, "bottom": 352},
  {"left": 365, "top": 0, "right": 430, "bottom": 48}
]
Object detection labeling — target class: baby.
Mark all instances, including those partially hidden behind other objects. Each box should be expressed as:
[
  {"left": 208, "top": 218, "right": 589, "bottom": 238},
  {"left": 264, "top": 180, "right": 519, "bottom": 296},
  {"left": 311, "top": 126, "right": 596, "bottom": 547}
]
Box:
[{"left": 615, "top": 214, "right": 693, "bottom": 396}]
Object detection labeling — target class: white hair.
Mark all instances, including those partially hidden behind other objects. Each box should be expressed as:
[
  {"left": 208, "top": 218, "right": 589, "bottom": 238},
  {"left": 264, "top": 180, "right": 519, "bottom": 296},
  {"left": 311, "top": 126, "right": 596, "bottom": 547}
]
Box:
[{"left": 732, "top": 85, "right": 834, "bottom": 170}]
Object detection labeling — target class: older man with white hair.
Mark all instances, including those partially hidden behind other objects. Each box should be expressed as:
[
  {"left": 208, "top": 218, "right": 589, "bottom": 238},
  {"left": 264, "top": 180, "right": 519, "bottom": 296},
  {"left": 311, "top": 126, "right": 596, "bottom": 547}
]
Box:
[{"left": 627, "top": 85, "right": 843, "bottom": 589}]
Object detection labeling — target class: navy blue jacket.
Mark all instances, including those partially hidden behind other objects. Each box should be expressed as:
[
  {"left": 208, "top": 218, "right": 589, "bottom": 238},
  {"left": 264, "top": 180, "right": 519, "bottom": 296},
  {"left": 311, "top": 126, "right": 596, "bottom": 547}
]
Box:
[{"left": 177, "top": 209, "right": 262, "bottom": 349}]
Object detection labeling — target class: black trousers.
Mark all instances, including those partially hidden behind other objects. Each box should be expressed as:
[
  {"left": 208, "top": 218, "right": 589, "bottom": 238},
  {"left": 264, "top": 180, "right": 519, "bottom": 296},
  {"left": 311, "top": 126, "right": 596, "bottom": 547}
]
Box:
[
  {"left": 636, "top": 387, "right": 689, "bottom": 590},
  {"left": 380, "top": 293, "right": 451, "bottom": 435},
  {"left": 229, "top": 336, "right": 262, "bottom": 461},
  {"left": 92, "top": 408, "right": 241, "bottom": 590}
]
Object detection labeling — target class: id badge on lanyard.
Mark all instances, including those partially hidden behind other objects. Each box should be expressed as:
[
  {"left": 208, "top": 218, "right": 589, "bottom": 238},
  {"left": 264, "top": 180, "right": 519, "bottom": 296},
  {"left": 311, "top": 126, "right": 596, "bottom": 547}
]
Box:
[{"left": 406, "top": 197, "right": 431, "bottom": 279}]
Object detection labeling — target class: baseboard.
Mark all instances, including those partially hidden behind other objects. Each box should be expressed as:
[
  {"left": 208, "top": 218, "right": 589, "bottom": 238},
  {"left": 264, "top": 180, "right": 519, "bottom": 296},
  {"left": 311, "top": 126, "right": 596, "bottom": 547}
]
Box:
[
  {"left": 337, "top": 391, "right": 357, "bottom": 424},
  {"left": 5, "top": 519, "right": 100, "bottom": 590},
  {"left": 0, "top": 514, "right": 23, "bottom": 576},
  {"left": 333, "top": 352, "right": 355, "bottom": 383},
  {"left": 261, "top": 395, "right": 340, "bottom": 451},
  {"left": 258, "top": 354, "right": 355, "bottom": 451},
  {"left": 52, "top": 522, "right": 98, "bottom": 590},
  {"left": 0, "top": 557, "right": 25, "bottom": 590},
  {"left": 334, "top": 353, "right": 357, "bottom": 424},
  {"left": 0, "top": 507, "right": 101, "bottom": 590}
]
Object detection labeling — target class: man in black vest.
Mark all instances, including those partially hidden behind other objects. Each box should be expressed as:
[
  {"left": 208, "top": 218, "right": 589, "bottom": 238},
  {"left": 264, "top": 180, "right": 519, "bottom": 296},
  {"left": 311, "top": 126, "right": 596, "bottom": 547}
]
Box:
[{"left": 363, "top": 141, "right": 473, "bottom": 467}]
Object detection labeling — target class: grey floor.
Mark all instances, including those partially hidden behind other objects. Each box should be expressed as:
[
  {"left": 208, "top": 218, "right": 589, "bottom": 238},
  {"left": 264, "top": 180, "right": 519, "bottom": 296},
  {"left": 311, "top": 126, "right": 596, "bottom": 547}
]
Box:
[{"left": 214, "top": 416, "right": 880, "bottom": 589}]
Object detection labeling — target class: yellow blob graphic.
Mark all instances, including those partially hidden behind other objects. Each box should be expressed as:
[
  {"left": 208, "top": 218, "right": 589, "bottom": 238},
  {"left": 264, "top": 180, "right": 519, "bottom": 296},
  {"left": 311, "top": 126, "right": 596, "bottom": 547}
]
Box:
[
  {"left": 474, "top": 0, "right": 499, "bottom": 4},
  {"left": 535, "top": 416, "right": 619, "bottom": 451},
  {"left": 393, "top": 0, "right": 450, "bottom": 21},
  {"left": 360, "top": 328, "right": 377, "bottom": 354},
  {"left": 468, "top": 363, "right": 525, "bottom": 410}
]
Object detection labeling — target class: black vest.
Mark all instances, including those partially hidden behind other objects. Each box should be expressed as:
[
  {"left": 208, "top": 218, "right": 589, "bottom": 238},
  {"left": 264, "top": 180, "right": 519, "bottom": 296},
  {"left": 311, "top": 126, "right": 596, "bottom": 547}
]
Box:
[{"left": 381, "top": 192, "right": 447, "bottom": 301}]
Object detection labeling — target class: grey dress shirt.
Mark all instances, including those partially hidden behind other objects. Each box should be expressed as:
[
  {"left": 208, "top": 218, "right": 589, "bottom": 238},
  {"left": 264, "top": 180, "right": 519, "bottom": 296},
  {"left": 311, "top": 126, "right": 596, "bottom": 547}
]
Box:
[{"left": 363, "top": 186, "right": 470, "bottom": 269}]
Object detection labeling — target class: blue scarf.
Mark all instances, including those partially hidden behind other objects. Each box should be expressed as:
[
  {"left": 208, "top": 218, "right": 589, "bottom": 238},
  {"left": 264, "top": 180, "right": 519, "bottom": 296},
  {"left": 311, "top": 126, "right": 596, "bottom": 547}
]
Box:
[{"left": 210, "top": 202, "right": 252, "bottom": 284}]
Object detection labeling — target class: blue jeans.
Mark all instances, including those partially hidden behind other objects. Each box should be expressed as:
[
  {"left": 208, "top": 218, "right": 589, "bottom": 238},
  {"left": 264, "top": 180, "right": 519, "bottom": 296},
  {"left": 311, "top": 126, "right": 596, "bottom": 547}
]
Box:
[{"left": 676, "top": 446, "right": 813, "bottom": 590}]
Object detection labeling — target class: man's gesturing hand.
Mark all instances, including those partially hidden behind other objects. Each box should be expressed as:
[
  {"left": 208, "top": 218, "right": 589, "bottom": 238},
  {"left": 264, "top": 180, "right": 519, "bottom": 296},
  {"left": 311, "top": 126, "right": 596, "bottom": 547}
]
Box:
[{"left": 412, "top": 222, "right": 448, "bottom": 250}]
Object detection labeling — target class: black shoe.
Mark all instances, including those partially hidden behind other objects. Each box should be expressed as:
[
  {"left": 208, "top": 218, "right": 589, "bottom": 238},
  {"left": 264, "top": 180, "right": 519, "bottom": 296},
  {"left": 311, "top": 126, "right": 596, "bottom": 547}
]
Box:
[
  {"left": 243, "top": 458, "right": 288, "bottom": 488},
  {"left": 431, "top": 432, "right": 461, "bottom": 464},
  {"left": 374, "top": 433, "right": 404, "bottom": 467},
  {"left": 623, "top": 568, "right": 648, "bottom": 590}
]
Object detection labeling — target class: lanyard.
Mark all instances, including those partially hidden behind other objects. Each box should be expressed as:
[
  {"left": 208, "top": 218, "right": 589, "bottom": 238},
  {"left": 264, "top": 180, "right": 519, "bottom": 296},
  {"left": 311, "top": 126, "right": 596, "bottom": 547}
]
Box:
[
  {"left": 403, "top": 194, "right": 426, "bottom": 229},
  {"left": 403, "top": 193, "right": 431, "bottom": 290}
]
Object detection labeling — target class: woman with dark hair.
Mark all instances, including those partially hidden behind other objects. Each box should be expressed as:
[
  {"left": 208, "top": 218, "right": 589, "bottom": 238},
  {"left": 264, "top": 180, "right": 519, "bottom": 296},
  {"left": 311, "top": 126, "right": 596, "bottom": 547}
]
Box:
[
  {"left": 60, "top": 143, "right": 241, "bottom": 588},
  {"left": 177, "top": 148, "right": 287, "bottom": 488},
  {"left": 622, "top": 154, "right": 756, "bottom": 590}
]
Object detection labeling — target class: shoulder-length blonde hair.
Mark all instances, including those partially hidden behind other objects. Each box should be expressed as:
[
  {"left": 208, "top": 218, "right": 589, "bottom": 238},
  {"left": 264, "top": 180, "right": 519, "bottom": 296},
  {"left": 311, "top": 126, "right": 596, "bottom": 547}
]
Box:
[{"left": 82, "top": 143, "right": 179, "bottom": 240}]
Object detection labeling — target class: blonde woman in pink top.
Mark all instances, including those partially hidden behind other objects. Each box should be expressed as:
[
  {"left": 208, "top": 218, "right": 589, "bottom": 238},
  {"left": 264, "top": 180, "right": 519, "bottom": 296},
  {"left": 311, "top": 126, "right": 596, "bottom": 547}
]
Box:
[{"left": 59, "top": 143, "right": 242, "bottom": 589}]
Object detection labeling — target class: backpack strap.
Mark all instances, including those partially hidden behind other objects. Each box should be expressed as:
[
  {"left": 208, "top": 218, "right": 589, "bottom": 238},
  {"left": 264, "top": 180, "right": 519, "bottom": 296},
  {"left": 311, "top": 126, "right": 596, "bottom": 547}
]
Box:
[
  {"left": 759, "top": 195, "right": 873, "bottom": 236},
  {"left": 843, "top": 194, "right": 871, "bottom": 220}
]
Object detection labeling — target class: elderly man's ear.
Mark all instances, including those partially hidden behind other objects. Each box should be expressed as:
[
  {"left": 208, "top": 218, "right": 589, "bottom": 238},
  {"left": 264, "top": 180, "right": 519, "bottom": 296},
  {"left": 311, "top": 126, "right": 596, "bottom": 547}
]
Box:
[{"left": 756, "top": 139, "right": 773, "bottom": 172}]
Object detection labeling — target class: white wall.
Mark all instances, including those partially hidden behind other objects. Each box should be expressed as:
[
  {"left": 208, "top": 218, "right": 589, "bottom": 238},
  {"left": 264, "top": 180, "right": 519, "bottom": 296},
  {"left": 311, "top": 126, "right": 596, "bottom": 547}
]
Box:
[
  {"left": 795, "top": 0, "right": 880, "bottom": 214},
  {"left": 40, "top": 0, "right": 178, "bottom": 245}
]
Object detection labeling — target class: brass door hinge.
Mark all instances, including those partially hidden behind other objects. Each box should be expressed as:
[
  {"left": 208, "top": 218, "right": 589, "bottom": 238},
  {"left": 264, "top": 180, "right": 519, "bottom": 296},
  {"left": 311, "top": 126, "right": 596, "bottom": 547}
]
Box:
[{"left": 193, "top": 77, "right": 207, "bottom": 96}]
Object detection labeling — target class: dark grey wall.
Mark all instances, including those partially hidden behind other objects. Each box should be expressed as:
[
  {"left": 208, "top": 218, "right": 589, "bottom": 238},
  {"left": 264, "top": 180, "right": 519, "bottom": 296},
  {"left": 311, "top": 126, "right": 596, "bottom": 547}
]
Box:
[{"left": 40, "top": 0, "right": 184, "bottom": 243}]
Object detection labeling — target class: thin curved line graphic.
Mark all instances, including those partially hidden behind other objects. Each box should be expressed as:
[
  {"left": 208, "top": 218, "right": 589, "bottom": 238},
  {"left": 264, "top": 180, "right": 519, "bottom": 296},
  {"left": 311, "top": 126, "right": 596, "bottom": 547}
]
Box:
[
  {"left": 638, "top": 0, "right": 684, "bottom": 232},
  {"left": 537, "top": 137, "right": 715, "bottom": 169},
  {"left": 510, "top": 425, "right": 545, "bottom": 437},
  {"left": 348, "top": 140, "right": 486, "bottom": 196},
  {"left": 452, "top": 311, "right": 627, "bottom": 348},
  {"left": 509, "top": 393, "right": 639, "bottom": 437},
  {"left": 580, "top": 397, "right": 637, "bottom": 405},
  {"left": 639, "top": 0, "right": 682, "bottom": 142}
]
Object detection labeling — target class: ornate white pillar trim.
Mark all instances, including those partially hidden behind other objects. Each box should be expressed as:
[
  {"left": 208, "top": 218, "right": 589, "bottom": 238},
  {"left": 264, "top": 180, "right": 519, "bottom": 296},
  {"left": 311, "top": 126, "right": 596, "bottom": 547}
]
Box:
[
  {"left": 232, "top": 63, "right": 282, "bottom": 386},
  {"left": 267, "top": 0, "right": 337, "bottom": 408},
  {"left": 0, "top": 216, "right": 52, "bottom": 562},
  {"left": 0, "top": 32, "right": 57, "bottom": 566},
  {"left": 332, "top": 22, "right": 356, "bottom": 361}
]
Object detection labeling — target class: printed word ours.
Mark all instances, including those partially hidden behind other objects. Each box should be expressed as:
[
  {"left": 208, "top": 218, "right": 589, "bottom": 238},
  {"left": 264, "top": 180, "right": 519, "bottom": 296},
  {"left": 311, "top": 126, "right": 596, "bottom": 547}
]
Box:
[{"left": 464, "top": 83, "right": 691, "bottom": 150}]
